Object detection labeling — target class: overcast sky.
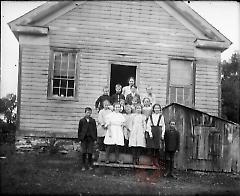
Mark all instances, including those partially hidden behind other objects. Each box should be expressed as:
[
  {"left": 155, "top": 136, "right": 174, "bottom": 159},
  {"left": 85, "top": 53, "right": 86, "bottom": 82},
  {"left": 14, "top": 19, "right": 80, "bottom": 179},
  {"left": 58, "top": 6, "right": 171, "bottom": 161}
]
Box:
[{"left": 1, "top": 1, "right": 239, "bottom": 98}]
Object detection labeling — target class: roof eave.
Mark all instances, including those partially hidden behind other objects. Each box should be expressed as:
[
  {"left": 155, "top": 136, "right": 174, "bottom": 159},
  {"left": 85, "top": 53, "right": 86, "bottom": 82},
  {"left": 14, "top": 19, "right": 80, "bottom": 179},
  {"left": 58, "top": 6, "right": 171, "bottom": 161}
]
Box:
[
  {"left": 195, "top": 39, "right": 230, "bottom": 52},
  {"left": 8, "top": 2, "right": 72, "bottom": 27},
  {"left": 8, "top": 1, "right": 76, "bottom": 40},
  {"left": 164, "top": 1, "right": 232, "bottom": 49}
]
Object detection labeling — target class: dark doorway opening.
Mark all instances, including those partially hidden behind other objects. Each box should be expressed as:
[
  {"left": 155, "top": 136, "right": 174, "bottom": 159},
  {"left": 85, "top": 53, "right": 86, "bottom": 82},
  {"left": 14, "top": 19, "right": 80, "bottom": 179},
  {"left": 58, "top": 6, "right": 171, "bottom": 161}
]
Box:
[{"left": 110, "top": 64, "right": 136, "bottom": 96}]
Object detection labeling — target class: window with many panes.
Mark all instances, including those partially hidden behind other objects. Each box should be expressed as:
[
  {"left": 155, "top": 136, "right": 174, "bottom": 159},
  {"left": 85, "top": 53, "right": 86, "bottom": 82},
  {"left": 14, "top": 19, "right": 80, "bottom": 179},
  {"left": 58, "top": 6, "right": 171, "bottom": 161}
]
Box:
[
  {"left": 48, "top": 49, "right": 79, "bottom": 99},
  {"left": 167, "top": 58, "right": 195, "bottom": 107}
]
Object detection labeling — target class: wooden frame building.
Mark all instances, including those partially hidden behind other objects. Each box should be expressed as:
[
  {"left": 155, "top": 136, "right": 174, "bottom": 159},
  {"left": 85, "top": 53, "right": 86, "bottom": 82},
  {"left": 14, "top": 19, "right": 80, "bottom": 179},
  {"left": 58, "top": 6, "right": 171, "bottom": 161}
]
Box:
[{"left": 9, "top": 1, "right": 232, "bottom": 138}]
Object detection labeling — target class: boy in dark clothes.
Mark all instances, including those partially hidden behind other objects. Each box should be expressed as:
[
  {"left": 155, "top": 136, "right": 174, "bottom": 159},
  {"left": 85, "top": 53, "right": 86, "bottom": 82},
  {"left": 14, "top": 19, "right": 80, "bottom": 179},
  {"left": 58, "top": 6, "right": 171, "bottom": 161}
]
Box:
[
  {"left": 78, "top": 107, "right": 97, "bottom": 171},
  {"left": 95, "top": 86, "right": 111, "bottom": 112},
  {"left": 164, "top": 120, "right": 180, "bottom": 177},
  {"left": 125, "top": 85, "right": 141, "bottom": 105},
  {"left": 111, "top": 84, "right": 125, "bottom": 104}
]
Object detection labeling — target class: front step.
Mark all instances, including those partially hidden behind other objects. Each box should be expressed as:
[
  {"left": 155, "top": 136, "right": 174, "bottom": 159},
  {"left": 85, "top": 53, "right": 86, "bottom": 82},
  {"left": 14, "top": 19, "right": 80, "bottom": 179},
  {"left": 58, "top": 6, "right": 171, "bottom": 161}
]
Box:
[
  {"left": 96, "top": 151, "right": 166, "bottom": 170},
  {"left": 97, "top": 151, "right": 152, "bottom": 164},
  {"left": 93, "top": 161, "right": 162, "bottom": 170}
]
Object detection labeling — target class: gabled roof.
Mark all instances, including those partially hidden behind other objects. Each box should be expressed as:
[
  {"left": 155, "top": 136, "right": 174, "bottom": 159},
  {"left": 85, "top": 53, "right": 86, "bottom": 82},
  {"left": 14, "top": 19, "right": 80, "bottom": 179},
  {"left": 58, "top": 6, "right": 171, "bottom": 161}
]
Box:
[
  {"left": 8, "top": 1, "right": 71, "bottom": 26},
  {"left": 8, "top": 1, "right": 231, "bottom": 51},
  {"left": 164, "top": 1, "right": 232, "bottom": 45}
]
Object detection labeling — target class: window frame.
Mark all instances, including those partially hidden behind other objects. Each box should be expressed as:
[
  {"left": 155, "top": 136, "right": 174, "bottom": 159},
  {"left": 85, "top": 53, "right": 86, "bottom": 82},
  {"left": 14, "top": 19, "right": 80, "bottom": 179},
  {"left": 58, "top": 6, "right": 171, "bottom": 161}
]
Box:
[
  {"left": 47, "top": 47, "right": 80, "bottom": 101},
  {"left": 166, "top": 56, "right": 196, "bottom": 107}
]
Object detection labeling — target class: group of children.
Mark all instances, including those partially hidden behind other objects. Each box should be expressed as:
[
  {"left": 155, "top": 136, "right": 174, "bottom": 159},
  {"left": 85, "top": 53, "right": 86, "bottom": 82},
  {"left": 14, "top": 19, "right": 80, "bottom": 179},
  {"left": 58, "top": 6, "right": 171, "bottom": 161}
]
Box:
[{"left": 78, "top": 78, "right": 180, "bottom": 177}]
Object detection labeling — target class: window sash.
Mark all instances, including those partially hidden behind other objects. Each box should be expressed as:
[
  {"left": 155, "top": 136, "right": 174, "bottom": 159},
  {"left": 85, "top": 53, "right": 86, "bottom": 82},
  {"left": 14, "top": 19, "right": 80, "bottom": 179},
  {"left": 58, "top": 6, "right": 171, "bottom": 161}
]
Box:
[
  {"left": 49, "top": 49, "right": 78, "bottom": 99},
  {"left": 169, "top": 85, "right": 192, "bottom": 106},
  {"left": 168, "top": 58, "right": 195, "bottom": 106},
  {"left": 170, "top": 59, "right": 193, "bottom": 86}
]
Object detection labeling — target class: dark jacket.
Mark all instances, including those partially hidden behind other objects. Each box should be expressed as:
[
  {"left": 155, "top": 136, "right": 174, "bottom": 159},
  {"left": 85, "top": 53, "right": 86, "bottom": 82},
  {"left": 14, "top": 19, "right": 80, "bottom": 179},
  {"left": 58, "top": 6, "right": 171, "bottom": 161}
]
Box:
[
  {"left": 164, "top": 128, "right": 180, "bottom": 152},
  {"left": 111, "top": 93, "right": 125, "bottom": 104},
  {"left": 125, "top": 93, "right": 141, "bottom": 105},
  {"left": 78, "top": 117, "right": 97, "bottom": 141},
  {"left": 95, "top": 95, "right": 111, "bottom": 110}
]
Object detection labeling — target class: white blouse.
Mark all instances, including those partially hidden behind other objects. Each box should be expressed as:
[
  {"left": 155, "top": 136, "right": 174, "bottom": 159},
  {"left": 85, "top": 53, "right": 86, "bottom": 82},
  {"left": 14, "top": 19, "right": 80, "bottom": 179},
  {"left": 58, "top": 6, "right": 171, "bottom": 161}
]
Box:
[
  {"left": 146, "top": 113, "right": 165, "bottom": 139},
  {"left": 98, "top": 109, "right": 112, "bottom": 126},
  {"left": 122, "top": 86, "right": 139, "bottom": 98},
  {"left": 122, "top": 86, "right": 131, "bottom": 98}
]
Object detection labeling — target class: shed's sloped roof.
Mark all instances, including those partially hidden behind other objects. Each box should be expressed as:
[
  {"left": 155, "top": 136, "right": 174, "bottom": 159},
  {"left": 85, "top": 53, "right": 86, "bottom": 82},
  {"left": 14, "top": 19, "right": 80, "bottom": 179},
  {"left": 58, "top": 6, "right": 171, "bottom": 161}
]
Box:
[
  {"left": 8, "top": 1, "right": 231, "bottom": 50},
  {"left": 163, "top": 103, "right": 239, "bottom": 126}
]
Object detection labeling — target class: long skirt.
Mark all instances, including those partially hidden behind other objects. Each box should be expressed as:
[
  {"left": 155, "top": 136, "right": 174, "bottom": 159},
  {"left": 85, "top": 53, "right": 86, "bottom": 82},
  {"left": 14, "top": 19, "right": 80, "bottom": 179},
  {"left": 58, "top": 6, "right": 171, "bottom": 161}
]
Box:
[{"left": 146, "top": 126, "right": 164, "bottom": 150}]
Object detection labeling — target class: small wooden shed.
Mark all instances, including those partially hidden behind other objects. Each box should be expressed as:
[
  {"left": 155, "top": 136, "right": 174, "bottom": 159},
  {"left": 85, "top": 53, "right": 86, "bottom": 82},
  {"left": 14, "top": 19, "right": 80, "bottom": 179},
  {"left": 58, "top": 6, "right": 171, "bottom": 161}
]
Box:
[
  {"left": 9, "top": 1, "right": 232, "bottom": 137},
  {"left": 163, "top": 103, "right": 240, "bottom": 173}
]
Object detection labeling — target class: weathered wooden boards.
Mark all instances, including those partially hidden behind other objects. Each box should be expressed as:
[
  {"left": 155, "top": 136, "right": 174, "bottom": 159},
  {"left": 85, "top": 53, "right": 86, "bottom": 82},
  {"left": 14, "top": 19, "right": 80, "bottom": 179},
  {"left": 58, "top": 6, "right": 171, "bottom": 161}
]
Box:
[{"left": 163, "top": 103, "right": 240, "bottom": 173}]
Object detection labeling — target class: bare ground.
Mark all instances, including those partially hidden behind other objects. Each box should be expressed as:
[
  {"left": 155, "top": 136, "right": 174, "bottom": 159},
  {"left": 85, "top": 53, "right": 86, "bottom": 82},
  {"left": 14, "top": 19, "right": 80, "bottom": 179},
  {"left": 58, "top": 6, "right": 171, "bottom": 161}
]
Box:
[{"left": 1, "top": 144, "right": 240, "bottom": 196}]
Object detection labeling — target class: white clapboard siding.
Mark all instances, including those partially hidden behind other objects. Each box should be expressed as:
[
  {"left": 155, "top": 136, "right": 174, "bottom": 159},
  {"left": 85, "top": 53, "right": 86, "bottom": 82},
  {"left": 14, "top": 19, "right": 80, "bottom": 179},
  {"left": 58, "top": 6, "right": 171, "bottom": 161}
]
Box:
[
  {"left": 19, "top": 1, "right": 218, "bottom": 135},
  {"left": 195, "top": 57, "right": 219, "bottom": 116},
  {"left": 49, "top": 28, "right": 195, "bottom": 43},
  {"left": 21, "top": 110, "right": 82, "bottom": 119},
  {"left": 20, "top": 125, "right": 78, "bottom": 134},
  {"left": 21, "top": 115, "right": 79, "bottom": 125}
]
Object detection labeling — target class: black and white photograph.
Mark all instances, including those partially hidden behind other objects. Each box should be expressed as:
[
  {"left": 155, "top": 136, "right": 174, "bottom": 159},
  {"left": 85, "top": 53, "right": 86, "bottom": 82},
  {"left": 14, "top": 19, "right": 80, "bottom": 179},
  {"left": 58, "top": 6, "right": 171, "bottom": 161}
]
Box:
[{"left": 1, "top": 1, "right": 240, "bottom": 195}]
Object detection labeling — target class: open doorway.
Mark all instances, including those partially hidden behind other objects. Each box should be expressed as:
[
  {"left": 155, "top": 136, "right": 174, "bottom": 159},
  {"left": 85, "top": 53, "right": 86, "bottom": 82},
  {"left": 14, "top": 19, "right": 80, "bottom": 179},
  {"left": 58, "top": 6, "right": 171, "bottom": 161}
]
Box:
[{"left": 110, "top": 64, "right": 137, "bottom": 96}]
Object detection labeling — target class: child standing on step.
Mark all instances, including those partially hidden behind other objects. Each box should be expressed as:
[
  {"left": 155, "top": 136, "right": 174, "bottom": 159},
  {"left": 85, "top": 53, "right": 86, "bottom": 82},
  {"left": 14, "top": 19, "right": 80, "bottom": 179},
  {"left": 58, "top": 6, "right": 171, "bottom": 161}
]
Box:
[
  {"left": 122, "top": 104, "right": 133, "bottom": 151},
  {"left": 111, "top": 84, "right": 125, "bottom": 104},
  {"left": 78, "top": 107, "right": 97, "bottom": 171},
  {"left": 142, "top": 97, "right": 152, "bottom": 121},
  {"left": 97, "top": 100, "right": 112, "bottom": 151},
  {"left": 129, "top": 104, "right": 146, "bottom": 165},
  {"left": 95, "top": 86, "right": 111, "bottom": 112},
  {"left": 104, "top": 102, "right": 126, "bottom": 164},
  {"left": 125, "top": 85, "right": 141, "bottom": 106},
  {"left": 145, "top": 104, "right": 165, "bottom": 167}
]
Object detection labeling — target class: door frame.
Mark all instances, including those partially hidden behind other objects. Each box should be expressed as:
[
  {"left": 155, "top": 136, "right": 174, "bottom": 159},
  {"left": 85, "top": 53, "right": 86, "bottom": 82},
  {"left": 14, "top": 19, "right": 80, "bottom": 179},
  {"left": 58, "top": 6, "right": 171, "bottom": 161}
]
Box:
[{"left": 108, "top": 59, "right": 140, "bottom": 92}]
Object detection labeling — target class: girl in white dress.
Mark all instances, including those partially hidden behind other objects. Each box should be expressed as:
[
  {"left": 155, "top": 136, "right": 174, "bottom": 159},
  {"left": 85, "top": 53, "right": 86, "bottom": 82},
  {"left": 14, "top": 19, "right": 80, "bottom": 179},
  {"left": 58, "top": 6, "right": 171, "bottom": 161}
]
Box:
[
  {"left": 104, "top": 103, "right": 126, "bottom": 164},
  {"left": 129, "top": 104, "right": 146, "bottom": 165},
  {"left": 97, "top": 100, "right": 112, "bottom": 151}
]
